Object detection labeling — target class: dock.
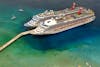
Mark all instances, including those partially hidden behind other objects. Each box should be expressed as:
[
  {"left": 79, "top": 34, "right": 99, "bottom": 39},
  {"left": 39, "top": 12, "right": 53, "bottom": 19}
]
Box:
[{"left": 0, "top": 30, "right": 34, "bottom": 52}]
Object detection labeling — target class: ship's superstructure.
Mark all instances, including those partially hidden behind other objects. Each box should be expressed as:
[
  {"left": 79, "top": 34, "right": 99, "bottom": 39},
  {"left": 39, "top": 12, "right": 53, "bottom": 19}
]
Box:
[
  {"left": 24, "top": 3, "right": 95, "bottom": 35},
  {"left": 0, "top": 3, "right": 96, "bottom": 51}
]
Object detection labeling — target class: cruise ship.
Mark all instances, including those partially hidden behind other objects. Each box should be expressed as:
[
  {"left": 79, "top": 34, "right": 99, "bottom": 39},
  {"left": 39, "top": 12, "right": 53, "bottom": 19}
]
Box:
[
  {"left": 24, "top": 3, "right": 95, "bottom": 35},
  {"left": 0, "top": 3, "right": 96, "bottom": 51}
]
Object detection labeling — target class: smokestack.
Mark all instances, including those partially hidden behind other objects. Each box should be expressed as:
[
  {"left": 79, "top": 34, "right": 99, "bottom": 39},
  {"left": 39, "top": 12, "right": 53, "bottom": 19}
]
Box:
[
  {"left": 70, "top": 2, "right": 76, "bottom": 10},
  {"left": 77, "top": 7, "right": 83, "bottom": 15}
]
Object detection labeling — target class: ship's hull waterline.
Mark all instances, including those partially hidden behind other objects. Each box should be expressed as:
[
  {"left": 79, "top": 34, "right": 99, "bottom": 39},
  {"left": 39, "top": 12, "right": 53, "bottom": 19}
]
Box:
[
  {"left": 29, "top": 16, "right": 95, "bottom": 35},
  {"left": 0, "top": 3, "right": 96, "bottom": 51},
  {"left": 25, "top": 7, "right": 95, "bottom": 35}
]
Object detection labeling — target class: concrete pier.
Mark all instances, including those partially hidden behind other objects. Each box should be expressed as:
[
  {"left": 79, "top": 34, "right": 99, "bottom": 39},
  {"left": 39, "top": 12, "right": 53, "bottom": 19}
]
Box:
[{"left": 0, "top": 30, "right": 34, "bottom": 52}]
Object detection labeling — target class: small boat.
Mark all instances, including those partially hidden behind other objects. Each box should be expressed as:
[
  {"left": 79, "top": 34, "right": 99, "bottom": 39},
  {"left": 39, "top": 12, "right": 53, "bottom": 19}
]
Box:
[
  {"left": 18, "top": 9, "right": 24, "bottom": 12},
  {"left": 11, "top": 15, "right": 16, "bottom": 20},
  {"left": 0, "top": 2, "right": 96, "bottom": 52}
]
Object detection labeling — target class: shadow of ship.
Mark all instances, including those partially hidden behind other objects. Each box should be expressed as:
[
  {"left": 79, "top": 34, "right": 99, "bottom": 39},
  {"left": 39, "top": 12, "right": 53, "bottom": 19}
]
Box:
[{"left": 24, "top": 21, "right": 100, "bottom": 51}]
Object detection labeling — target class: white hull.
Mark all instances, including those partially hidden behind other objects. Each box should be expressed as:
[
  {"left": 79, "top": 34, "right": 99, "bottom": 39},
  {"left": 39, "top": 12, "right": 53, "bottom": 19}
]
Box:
[{"left": 30, "top": 16, "right": 95, "bottom": 35}]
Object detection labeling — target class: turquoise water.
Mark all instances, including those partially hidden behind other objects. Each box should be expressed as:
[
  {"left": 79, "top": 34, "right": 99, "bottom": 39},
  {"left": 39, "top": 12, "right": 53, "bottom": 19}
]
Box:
[{"left": 0, "top": 1, "right": 100, "bottom": 67}]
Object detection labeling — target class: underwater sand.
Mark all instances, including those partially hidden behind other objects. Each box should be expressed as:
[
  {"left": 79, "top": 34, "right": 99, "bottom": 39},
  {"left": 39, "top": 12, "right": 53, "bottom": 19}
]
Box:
[{"left": 0, "top": 1, "right": 100, "bottom": 67}]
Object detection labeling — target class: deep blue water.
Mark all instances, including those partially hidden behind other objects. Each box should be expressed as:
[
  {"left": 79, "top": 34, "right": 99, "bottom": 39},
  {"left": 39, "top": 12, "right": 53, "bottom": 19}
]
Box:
[{"left": 0, "top": 0, "right": 100, "bottom": 67}]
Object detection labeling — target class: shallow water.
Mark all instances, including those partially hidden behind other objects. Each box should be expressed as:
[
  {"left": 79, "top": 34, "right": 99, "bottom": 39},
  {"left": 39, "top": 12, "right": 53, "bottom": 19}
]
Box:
[{"left": 0, "top": 0, "right": 100, "bottom": 67}]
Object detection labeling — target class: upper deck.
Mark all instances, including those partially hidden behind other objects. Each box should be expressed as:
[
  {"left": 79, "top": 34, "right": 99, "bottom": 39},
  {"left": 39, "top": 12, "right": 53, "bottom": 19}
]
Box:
[
  {"left": 32, "top": 7, "right": 95, "bottom": 23},
  {"left": 24, "top": 3, "right": 95, "bottom": 28}
]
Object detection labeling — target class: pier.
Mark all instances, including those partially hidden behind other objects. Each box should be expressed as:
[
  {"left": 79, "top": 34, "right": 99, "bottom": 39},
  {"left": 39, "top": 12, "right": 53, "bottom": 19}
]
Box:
[{"left": 0, "top": 30, "right": 34, "bottom": 51}]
